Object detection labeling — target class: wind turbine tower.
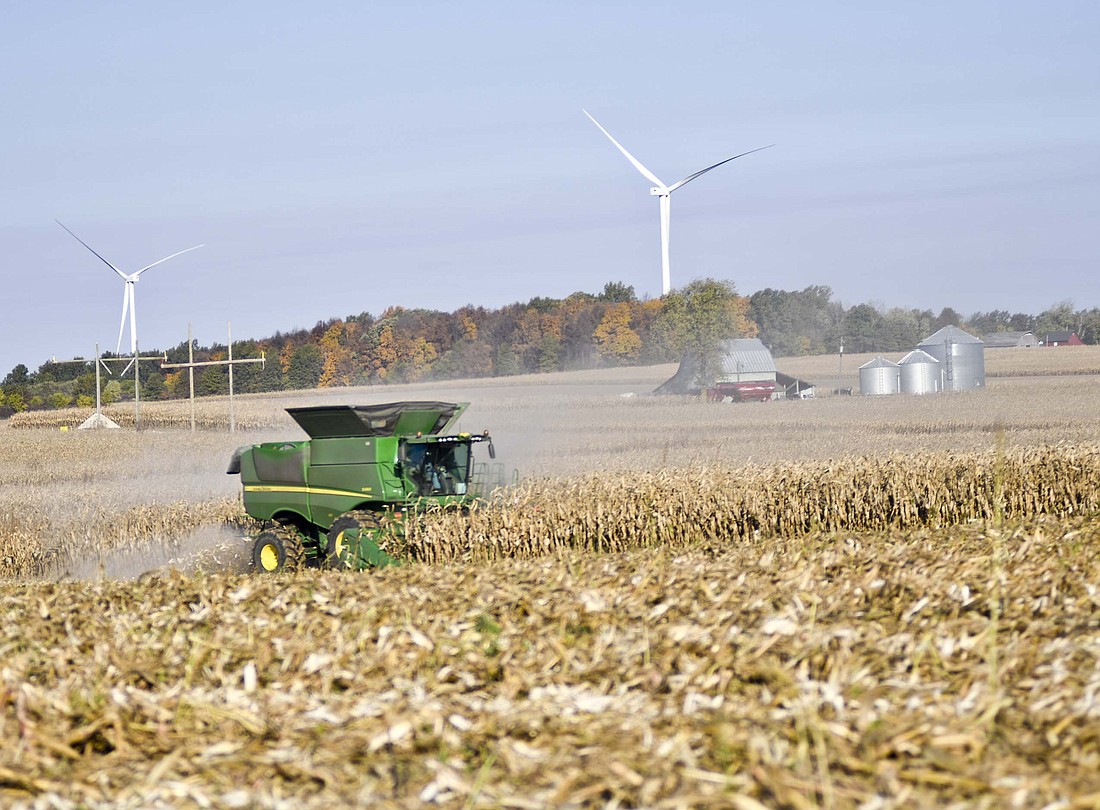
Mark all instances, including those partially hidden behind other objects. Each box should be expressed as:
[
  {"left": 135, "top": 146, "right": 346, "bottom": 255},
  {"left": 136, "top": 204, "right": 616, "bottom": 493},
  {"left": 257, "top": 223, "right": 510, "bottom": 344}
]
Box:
[
  {"left": 584, "top": 110, "right": 771, "bottom": 296},
  {"left": 56, "top": 221, "right": 204, "bottom": 356}
]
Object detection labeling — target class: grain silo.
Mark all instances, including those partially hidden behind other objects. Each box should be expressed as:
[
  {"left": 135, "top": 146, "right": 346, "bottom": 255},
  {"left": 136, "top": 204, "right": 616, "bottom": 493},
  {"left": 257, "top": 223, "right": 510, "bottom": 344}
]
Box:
[
  {"left": 917, "top": 325, "right": 985, "bottom": 390},
  {"left": 899, "top": 349, "right": 942, "bottom": 394},
  {"left": 858, "top": 357, "right": 900, "bottom": 395}
]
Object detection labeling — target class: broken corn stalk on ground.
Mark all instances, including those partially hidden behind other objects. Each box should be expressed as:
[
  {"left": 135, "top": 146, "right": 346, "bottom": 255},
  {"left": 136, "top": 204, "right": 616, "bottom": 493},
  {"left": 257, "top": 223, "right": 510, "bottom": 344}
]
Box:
[{"left": 2, "top": 515, "right": 1099, "bottom": 808}]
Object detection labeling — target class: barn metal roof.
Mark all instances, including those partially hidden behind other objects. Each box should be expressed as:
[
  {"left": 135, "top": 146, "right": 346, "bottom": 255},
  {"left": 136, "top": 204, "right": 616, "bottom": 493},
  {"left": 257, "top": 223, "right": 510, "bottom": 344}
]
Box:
[
  {"left": 717, "top": 338, "right": 776, "bottom": 376},
  {"left": 982, "top": 331, "right": 1036, "bottom": 348},
  {"left": 918, "top": 325, "right": 983, "bottom": 346},
  {"left": 1043, "top": 331, "right": 1077, "bottom": 343}
]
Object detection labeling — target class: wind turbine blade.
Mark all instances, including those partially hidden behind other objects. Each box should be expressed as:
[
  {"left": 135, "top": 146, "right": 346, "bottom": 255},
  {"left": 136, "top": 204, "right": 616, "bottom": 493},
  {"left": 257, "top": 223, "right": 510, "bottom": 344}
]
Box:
[
  {"left": 583, "top": 110, "right": 667, "bottom": 189},
  {"left": 55, "top": 220, "right": 127, "bottom": 279},
  {"left": 666, "top": 145, "right": 774, "bottom": 193},
  {"left": 116, "top": 284, "right": 130, "bottom": 355},
  {"left": 135, "top": 244, "right": 205, "bottom": 276}
]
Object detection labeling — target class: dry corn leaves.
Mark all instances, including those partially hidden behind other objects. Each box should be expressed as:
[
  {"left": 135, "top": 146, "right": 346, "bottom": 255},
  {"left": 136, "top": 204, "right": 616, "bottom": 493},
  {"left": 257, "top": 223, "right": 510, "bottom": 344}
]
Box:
[
  {"left": 5, "top": 443, "right": 1100, "bottom": 580},
  {"left": 400, "top": 445, "right": 1100, "bottom": 565},
  {"left": 1, "top": 516, "right": 1099, "bottom": 808}
]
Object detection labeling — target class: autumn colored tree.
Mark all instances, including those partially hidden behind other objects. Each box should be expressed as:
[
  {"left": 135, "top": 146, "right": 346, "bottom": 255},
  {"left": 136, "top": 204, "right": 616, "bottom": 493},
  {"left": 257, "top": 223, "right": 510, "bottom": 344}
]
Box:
[
  {"left": 397, "top": 337, "right": 439, "bottom": 382},
  {"left": 593, "top": 302, "right": 642, "bottom": 364},
  {"left": 318, "top": 321, "right": 350, "bottom": 388},
  {"left": 163, "top": 371, "right": 186, "bottom": 399},
  {"left": 365, "top": 322, "right": 400, "bottom": 381},
  {"left": 279, "top": 340, "right": 295, "bottom": 374},
  {"left": 456, "top": 307, "right": 480, "bottom": 342},
  {"left": 557, "top": 292, "right": 602, "bottom": 369}
]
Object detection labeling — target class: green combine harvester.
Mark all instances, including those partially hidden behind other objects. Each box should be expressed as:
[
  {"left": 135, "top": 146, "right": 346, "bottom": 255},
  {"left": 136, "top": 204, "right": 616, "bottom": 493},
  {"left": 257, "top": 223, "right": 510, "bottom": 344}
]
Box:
[{"left": 227, "top": 401, "right": 498, "bottom": 572}]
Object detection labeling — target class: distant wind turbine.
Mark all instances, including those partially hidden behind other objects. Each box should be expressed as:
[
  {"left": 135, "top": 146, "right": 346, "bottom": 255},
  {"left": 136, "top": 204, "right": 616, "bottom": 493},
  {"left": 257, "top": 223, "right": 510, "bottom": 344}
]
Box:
[
  {"left": 583, "top": 110, "right": 772, "bottom": 296},
  {"left": 56, "top": 221, "right": 204, "bottom": 356}
]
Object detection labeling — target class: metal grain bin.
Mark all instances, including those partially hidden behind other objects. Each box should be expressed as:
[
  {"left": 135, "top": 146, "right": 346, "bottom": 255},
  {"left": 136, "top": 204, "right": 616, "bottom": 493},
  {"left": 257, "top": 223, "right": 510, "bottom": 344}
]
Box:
[
  {"left": 917, "top": 325, "right": 985, "bottom": 391},
  {"left": 899, "top": 349, "right": 942, "bottom": 394},
  {"left": 859, "top": 357, "right": 900, "bottom": 395}
]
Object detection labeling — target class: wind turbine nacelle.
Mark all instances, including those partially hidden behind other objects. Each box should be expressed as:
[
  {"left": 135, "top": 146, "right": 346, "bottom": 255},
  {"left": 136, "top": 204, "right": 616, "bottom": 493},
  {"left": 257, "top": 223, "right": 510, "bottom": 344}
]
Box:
[{"left": 649, "top": 187, "right": 666, "bottom": 196}]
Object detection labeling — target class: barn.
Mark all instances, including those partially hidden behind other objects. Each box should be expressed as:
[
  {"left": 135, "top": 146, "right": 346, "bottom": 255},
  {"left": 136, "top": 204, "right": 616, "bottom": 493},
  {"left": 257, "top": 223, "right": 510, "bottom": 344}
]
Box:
[
  {"left": 655, "top": 338, "right": 780, "bottom": 401},
  {"left": 982, "top": 331, "right": 1038, "bottom": 349},
  {"left": 1041, "top": 331, "right": 1084, "bottom": 347}
]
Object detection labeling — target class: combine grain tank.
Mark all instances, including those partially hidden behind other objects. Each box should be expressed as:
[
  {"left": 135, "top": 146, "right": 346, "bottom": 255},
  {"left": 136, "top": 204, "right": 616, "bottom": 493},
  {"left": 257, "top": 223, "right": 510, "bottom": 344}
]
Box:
[
  {"left": 858, "top": 357, "right": 900, "bottom": 396},
  {"left": 899, "top": 349, "right": 942, "bottom": 394},
  {"left": 917, "top": 326, "right": 985, "bottom": 391}
]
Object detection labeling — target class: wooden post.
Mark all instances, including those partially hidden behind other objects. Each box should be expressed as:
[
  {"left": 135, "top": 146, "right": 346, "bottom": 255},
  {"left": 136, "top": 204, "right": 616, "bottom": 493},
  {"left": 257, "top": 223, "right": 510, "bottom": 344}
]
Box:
[{"left": 161, "top": 323, "right": 265, "bottom": 433}]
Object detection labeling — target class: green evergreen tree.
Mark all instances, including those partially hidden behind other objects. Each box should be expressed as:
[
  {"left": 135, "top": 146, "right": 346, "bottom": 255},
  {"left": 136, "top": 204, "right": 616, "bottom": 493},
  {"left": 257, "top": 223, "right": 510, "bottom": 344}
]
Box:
[
  {"left": 493, "top": 344, "right": 519, "bottom": 377},
  {"left": 286, "top": 344, "right": 324, "bottom": 390},
  {"left": 198, "top": 367, "right": 227, "bottom": 396},
  {"left": 142, "top": 372, "right": 166, "bottom": 401}
]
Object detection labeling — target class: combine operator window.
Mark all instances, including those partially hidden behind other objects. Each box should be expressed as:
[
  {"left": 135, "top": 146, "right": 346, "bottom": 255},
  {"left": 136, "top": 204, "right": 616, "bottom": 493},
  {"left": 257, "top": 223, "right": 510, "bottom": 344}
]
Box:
[{"left": 406, "top": 443, "right": 471, "bottom": 496}]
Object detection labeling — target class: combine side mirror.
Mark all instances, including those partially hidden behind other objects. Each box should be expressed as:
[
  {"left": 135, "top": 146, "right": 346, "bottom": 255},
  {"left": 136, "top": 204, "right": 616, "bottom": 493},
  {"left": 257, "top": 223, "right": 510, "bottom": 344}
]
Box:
[
  {"left": 395, "top": 440, "right": 407, "bottom": 476},
  {"left": 488, "top": 441, "right": 496, "bottom": 460}
]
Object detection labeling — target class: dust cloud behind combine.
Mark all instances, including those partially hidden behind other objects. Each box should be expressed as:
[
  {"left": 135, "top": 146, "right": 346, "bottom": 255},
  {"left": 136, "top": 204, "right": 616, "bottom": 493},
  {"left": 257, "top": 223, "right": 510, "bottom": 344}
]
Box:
[{"left": 56, "top": 524, "right": 252, "bottom": 582}]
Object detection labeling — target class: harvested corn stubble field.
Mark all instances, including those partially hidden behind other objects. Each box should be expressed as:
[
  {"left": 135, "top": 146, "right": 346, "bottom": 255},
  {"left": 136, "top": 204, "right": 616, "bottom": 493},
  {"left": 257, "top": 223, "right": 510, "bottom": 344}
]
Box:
[
  {"left": 1, "top": 355, "right": 1099, "bottom": 807},
  {"left": 2, "top": 520, "right": 1100, "bottom": 808}
]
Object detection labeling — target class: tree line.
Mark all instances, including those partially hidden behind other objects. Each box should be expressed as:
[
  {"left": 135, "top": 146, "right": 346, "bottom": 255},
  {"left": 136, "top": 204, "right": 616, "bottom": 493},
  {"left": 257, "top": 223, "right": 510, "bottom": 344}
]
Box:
[
  {"left": 2, "top": 281, "right": 1096, "bottom": 417},
  {"left": 748, "top": 288, "right": 1100, "bottom": 355}
]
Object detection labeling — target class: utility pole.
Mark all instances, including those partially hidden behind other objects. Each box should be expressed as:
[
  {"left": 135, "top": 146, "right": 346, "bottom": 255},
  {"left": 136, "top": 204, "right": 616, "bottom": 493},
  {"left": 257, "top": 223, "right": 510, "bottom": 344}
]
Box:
[
  {"left": 48, "top": 342, "right": 132, "bottom": 429},
  {"left": 100, "top": 349, "right": 166, "bottom": 430},
  {"left": 94, "top": 342, "right": 102, "bottom": 417},
  {"left": 160, "top": 323, "right": 265, "bottom": 432},
  {"left": 837, "top": 338, "right": 845, "bottom": 395}
]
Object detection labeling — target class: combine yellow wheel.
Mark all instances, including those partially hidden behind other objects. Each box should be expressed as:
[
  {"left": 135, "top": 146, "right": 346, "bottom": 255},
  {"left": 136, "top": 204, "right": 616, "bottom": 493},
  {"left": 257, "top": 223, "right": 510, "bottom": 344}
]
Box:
[
  {"left": 325, "top": 517, "right": 358, "bottom": 569},
  {"left": 252, "top": 527, "right": 305, "bottom": 573},
  {"left": 257, "top": 538, "right": 280, "bottom": 572},
  {"left": 324, "top": 511, "right": 391, "bottom": 569}
]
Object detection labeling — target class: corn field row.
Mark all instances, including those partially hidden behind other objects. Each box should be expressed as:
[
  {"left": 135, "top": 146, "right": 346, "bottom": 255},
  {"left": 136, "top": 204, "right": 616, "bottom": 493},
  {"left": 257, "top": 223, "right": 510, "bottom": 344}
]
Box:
[
  {"left": 4, "top": 443, "right": 1100, "bottom": 581},
  {"left": 0, "top": 498, "right": 248, "bottom": 579},
  {"left": 7, "top": 404, "right": 280, "bottom": 432},
  {"left": 400, "top": 444, "right": 1100, "bottom": 564}
]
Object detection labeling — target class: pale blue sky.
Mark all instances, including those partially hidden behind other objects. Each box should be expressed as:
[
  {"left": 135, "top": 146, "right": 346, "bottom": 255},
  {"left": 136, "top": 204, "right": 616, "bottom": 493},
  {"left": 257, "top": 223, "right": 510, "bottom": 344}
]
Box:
[{"left": 2, "top": 1, "right": 1097, "bottom": 374}]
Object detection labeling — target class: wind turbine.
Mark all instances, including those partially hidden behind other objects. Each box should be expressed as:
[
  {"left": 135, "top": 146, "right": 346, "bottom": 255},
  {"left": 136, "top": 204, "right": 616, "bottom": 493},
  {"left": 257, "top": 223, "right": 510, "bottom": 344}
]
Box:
[
  {"left": 56, "top": 220, "right": 204, "bottom": 356},
  {"left": 583, "top": 110, "right": 772, "bottom": 296}
]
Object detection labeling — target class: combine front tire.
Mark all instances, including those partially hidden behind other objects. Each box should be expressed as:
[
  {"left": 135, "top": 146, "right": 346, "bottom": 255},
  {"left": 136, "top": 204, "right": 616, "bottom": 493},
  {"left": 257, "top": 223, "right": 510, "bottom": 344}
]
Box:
[
  {"left": 252, "top": 527, "right": 306, "bottom": 573},
  {"left": 324, "top": 511, "right": 396, "bottom": 570}
]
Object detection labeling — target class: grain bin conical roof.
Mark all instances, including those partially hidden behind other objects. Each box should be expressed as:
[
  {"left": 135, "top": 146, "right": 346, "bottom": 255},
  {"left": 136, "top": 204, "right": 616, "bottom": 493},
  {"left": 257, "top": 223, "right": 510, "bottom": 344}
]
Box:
[
  {"left": 899, "top": 349, "right": 940, "bottom": 365},
  {"left": 859, "top": 356, "right": 900, "bottom": 369},
  {"left": 918, "top": 325, "right": 983, "bottom": 346}
]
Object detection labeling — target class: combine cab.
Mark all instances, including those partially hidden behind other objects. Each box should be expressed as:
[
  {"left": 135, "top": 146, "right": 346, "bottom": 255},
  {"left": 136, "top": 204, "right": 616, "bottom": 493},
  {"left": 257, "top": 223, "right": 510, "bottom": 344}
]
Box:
[{"left": 227, "top": 401, "right": 497, "bottom": 572}]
